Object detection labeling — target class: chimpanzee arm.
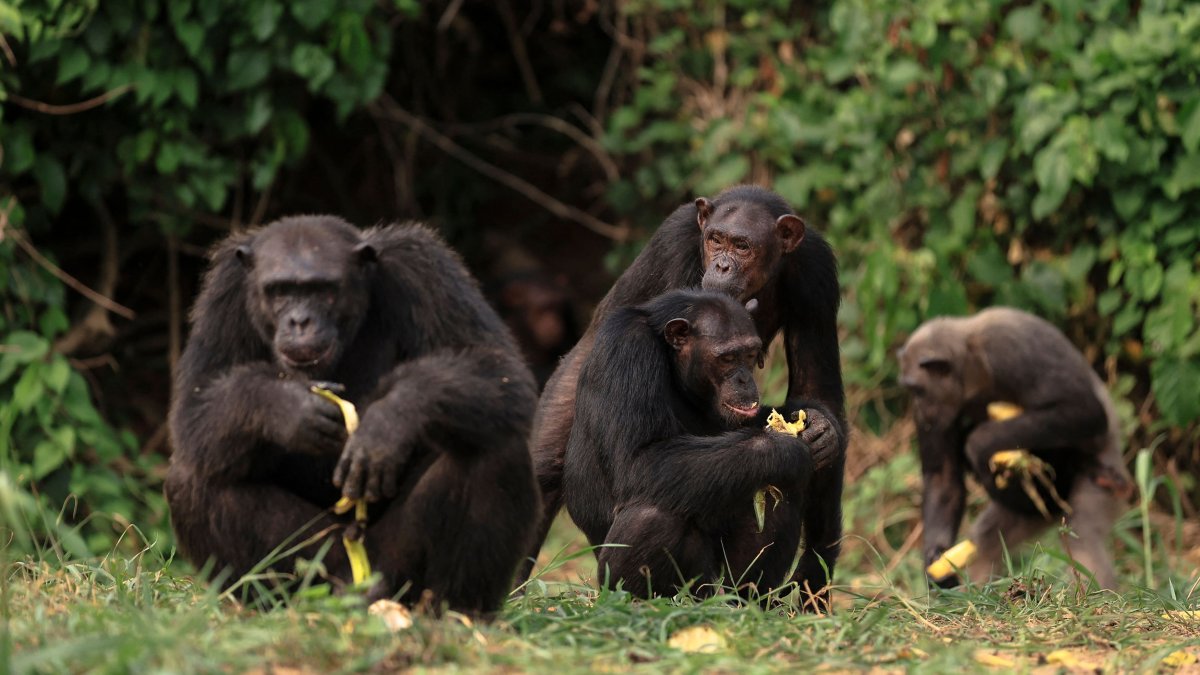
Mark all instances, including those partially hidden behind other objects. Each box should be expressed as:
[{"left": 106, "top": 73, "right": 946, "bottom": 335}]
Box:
[
  {"left": 335, "top": 225, "right": 538, "bottom": 502},
  {"left": 618, "top": 430, "right": 812, "bottom": 529},
  {"left": 963, "top": 392, "right": 1107, "bottom": 477},
  {"left": 917, "top": 425, "right": 967, "bottom": 581},
  {"left": 168, "top": 235, "right": 345, "bottom": 482}
]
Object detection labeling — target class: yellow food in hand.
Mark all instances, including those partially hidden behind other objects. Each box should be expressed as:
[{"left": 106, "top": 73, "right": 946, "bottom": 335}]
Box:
[
  {"left": 765, "top": 408, "right": 807, "bottom": 436},
  {"left": 986, "top": 401, "right": 1023, "bottom": 421},
  {"left": 926, "top": 539, "right": 977, "bottom": 581},
  {"left": 311, "top": 385, "right": 359, "bottom": 433},
  {"left": 311, "top": 386, "right": 372, "bottom": 584}
]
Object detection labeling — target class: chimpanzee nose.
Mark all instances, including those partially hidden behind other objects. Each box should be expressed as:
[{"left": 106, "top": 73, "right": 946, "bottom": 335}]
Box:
[
  {"left": 715, "top": 260, "right": 731, "bottom": 273},
  {"left": 289, "top": 314, "right": 311, "bottom": 330}
]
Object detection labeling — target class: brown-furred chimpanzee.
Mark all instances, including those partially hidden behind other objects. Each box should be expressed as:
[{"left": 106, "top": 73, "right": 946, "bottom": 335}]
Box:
[
  {"left": 525, "top": 185, "right": 845, "bottom": 610},
  {"left": 491, "top": 272, "right": 580, "bottom": 389},
  {"left": 165, "top": 215, "right": 539, "bottom": 614},
  {"left": 898, "top": 307, "right": 1131, "bottom": 590},
  {"left": 564, "top": 289, "right": 814, "bottom": 599}
]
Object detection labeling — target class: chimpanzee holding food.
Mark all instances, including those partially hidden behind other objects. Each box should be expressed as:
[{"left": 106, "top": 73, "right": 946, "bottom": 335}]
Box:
[
  {"left": 525, "top": 185, "right": 846, "bottom": 611},
  {"left": 898, "top": 307, "right": 1131, "bottom": 590},
  {"left": 564, "top": 289, "right": 814, "bottom": 599},
  {"left": 165, "top": 215, "right": 539, "bottom": 615}
]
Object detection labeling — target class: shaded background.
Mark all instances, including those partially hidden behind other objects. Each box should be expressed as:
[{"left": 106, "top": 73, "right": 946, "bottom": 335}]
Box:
[{"left": 1, "top": 0, "right": 1197, "bottom": 575}]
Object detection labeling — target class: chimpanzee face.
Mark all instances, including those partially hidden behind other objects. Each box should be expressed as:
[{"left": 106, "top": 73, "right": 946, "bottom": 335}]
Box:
[
  {"left": 898, "top": 321, "right": 989, "bottom": 431},
  {"left": 664, "top": 300, "right": 764, "bottom": 429},
  {"left": 239, "top": 220, "right": 376, "bottom": 378},
  {"left": 696, "top": 197, "right": 805, "bottom": 302}
]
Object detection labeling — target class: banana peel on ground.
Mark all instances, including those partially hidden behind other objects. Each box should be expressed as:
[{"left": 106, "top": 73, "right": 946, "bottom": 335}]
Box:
[
  {"left": 754, "top": 409, "right": 808, "bottom": 532},
  {"left": 312, "top": 385, "right": 372, "bottom": 585}
]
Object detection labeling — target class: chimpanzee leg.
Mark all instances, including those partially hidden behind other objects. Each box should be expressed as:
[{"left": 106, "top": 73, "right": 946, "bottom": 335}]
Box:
[
  {"left": 165, "top": 475, "right": 351, "bottom": 592},
  {"left": 519, "top": 338, "right": 591, "bottom": 583},
  {"left": 1063, "top": 478, "right": 1123, "bottom": 590},
  {"left": 597, "top": 504, "right": 716, "bottom": 598},
  {"left": 366, "top": 446, "right": 537, "bottom": 617},
  {"left": 793, "top": 458, "right": 843, "bottom": 613},
  {"left": 966, "top": 502, "right": 1049, "bottom": 583}
]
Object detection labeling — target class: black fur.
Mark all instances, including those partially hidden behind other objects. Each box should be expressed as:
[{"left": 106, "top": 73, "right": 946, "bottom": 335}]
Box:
[
  {"left": 526, "top": 185, "right": 846, "bottom": 610},
  {"left": 564, "top": 289, "right": 814, "bottom": 599},
  {"left": 165, "top": 216, "right": 538, "bottom": 614}
]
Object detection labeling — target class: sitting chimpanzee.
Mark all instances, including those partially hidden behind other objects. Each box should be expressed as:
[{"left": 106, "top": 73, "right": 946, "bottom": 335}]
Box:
[
  {"left": 165, "top": 215, "right": 539, "bottom": 614},
  {"left": 564, "top": 289, "right": 814, "bottom": 599},
  {"left": 899, "top": 307, "right": 1131, "bottom": 589},
  {"left": 529, "top": 185, "right": 845, "bottom": 610}
]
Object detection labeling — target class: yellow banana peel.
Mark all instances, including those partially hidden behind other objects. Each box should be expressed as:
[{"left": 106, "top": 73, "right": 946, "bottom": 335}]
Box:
[
  {"left": 926, "top": 539, "right": 977, "bottom": 582},
  {"left": 765, "top": 408, "right": 807, "bottom": 436},
  {"left": 753, "top": 410, "right": 807, "bottom": 532},
  {"left": 311, "top": 385, "right": 372, "bottom": 585}
]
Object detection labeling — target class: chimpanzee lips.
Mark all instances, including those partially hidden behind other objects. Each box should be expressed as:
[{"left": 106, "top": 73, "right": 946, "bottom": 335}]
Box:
[
  {"left": 280, "top": 344, "right": 333, "bottom": 369},
  {"left": 724, "top": 402, "right": 760, "bottom": 418}
]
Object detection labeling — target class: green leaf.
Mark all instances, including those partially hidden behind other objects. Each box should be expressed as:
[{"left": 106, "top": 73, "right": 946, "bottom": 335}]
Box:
[
  {"left": 291, "top": 43, "right": 335, "bottom": 90},
  {"left": 56, "top": 44, "right": 91, "bottom": 85},
  {"left": 1181, "top": 97, "right": 1200, "bottom": 155},
  {"left": 696, "top": 156, "right": 749, "bottom": 195},
  {"left": 979, "top": 139, "right": 1007, "bottom": 180},
  {"left": 291, "top": 0, "right": 335, "bottom": 30},
  {"left": 966, "top": 241, "right": 1011, "bottom": 286},
  {"left": 246, "top": 93, "right": 273, "bottom": 134},
  {"left": 32, "top": 156, "right": 67, "bottom": 214},
  {"left": 175, "top": 68, "right": 199, "bottom": 108},
  {"left": 12, "top": 364, "right": 46, "bottom": 414},
  {"left": 43, "top": 357, "right": 71, "bottom": 394},
  {"left": 227, "top": 49, "right": 272, "bottom": 91},
  {"left": 1151, "top": 358, "right": 1200, "bottom": 426},
  {"left": 1005, "top": 6, "right": 1043, "bottom": 44},
  {"left": 1032, "top": 145, "right": 1071, "bottom": 218},
  {"left": 884, "top": 61, "right": 923, "bottom": 89},
  {"left": 1163, "top": 153, "right": 1200, "bottom": 199},
  {"left": 4, "top": 123, "right": 36, "bottom": 174},
  {"left": 174, "top": 21, "right": 204, "bottom": 57},
  {"left": 250, "top": 1, "right": 283, "bottom": 41},
  {"left": 33, "top": 439, "right": 66, "bottom": 480}
]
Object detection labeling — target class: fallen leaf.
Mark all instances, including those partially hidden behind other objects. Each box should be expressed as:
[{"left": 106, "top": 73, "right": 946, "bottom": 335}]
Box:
[
  {"left": 668, "top": 625, "right": 727, "bottom": 654},
  {"left": 368, "top": 599, "right": 413, "bottom": 632},
  {"left": 1163, "top": 650, "right": 1198, "bottom": 667}
]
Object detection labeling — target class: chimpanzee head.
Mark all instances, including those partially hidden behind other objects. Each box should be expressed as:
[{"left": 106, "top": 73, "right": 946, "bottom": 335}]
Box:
[
  {"left": 238, "top": 216, "right": 376, "bottom": 378},
  {"left": 897, "top": 317, "right": 992, "bottom": 431},
  {"left": 660, "top": 294, "right": 764, "bottom": 429},
  {"left": 695, "top": 185, "right": 805, "bottom": 302}
]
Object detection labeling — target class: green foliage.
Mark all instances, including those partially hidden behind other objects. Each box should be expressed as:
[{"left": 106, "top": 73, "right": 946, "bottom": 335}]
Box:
[
  {"left": 0, "top": 0, "right": 404, "bottom": 553},
  {"left": 606, "top": 1, "right": 1200, "bottom": 443}
]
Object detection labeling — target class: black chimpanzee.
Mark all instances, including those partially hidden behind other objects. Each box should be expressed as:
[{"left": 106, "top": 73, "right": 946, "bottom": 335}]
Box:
[
  {"left": 526, "top": 185, "right": 845, "bottom": 610},
  {"left": 165, "top": 215, "right": 539, "bottom": 615},
  {"left": 564, "top": 289, "right": 814, "bottom": 599}
]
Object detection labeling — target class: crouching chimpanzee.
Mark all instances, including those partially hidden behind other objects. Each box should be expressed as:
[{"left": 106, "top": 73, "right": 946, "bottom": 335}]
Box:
[
  {"left": 564, "top": 289, "right": 815, "bottom": 601},
  {"left": 899, "top": 307, "right": 1131, "bottom": 590},
  {"left": 165, "top": 215, "right": 539, "bottom": 614},
  {"left": 529, "top": 185, "right": 845, "bottom": 610}
]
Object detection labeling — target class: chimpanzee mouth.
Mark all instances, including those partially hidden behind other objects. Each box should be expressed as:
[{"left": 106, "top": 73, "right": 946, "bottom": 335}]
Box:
[
  {"left": 724, "top": 402, "right": 760, "bottom": 418},
  {"left": 280, "top": 345, "right": 334, "bottom": 370}
]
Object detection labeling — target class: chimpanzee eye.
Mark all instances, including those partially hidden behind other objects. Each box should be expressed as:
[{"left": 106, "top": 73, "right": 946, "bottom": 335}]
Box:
[
  {"left": 720, "top": 353, "right": 737, "bottom": 365},
  {"left": 735, "top": 240, "right": 750, "bottom": 253}
]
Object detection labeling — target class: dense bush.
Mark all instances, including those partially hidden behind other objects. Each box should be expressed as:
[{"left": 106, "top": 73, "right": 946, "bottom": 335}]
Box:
[{"left": 1, "top": 0, "right": 1197, "bottom": 553}]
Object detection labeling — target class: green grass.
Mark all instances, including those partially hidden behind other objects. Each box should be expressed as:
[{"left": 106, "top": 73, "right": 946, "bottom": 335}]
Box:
[{"left": 4, "top": 451, "right": 1200, "bottom": 673}]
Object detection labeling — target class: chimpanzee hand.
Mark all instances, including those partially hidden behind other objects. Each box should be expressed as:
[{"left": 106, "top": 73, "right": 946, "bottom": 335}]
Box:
[
  {"left": 272, "top": 380, "right": 348, "bottom": 455},
  {"left": 333, "top": 410, "right": 414, "bottom": 502},
  {"left": 800, "top": 408, "right": 840, "bottom": 471}
]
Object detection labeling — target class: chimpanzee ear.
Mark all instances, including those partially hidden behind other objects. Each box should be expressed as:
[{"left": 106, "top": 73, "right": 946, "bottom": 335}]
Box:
[
  {"left": 775, "top": 214, "right": 806, "bottom": 253},
  {"left": 695, "top": 197, "right": 714, "bottom": 229},
  {"left": 745, "top": 298, "right": 759, "bottom": 314},
  {"left": 664, "top": 318, "right": 691, "bottom": 350},
  {"left": 962, "top": 335, "right": 993, "bottom": 402},
  {"left": 234, "top": 245, "right": 253, "bottom": 268},
  {"left": 354, "top": 241, "right": 378, "bottom": 264},
  {"left": 918, "top": 356, "right": 953, "bottom": 377}
]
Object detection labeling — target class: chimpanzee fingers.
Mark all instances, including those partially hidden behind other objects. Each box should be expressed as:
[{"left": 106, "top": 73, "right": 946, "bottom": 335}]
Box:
[
  {"left": 341, "top": 457, "right": 366, "bottom": 499},
  {"left": 365, "top": 466, "right": 383, "bottom": 503},
  {"left": 381, "top": 461, "right": 400, "bottom": 500}
]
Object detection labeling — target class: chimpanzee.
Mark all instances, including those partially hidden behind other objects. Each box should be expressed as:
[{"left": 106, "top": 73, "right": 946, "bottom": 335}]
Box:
[
  {"left": 490, "top": 272, "right": 580, "bottom": 389},
  {"left": 564, "top": 289, "right": 814, "bottom": 599},
  {"left": 165, "top": 215, "right": 539, "bottom": 614},
  {"left": 525, "top": 185, "right": 845, "bottom": 610},
  {"left": 898, "top": 307, "right": 1131, "bottom": 589}
]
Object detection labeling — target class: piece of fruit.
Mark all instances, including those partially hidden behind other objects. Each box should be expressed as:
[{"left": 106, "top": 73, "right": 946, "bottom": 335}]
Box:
[
  {"left": 765, "top": 408, "right": 807, "bottom": 436},
  {"left": 926, "top": 539, "right": 977, "bottom": 581},
  {"left": 753, "top": 485, "right": 784, "bottom": 533},
  {"left": 986, "top": 401, "right": 1023, "bottom": 421},
  {"left": 312, "top": 385, "right": 372, "bottom": 584}
]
